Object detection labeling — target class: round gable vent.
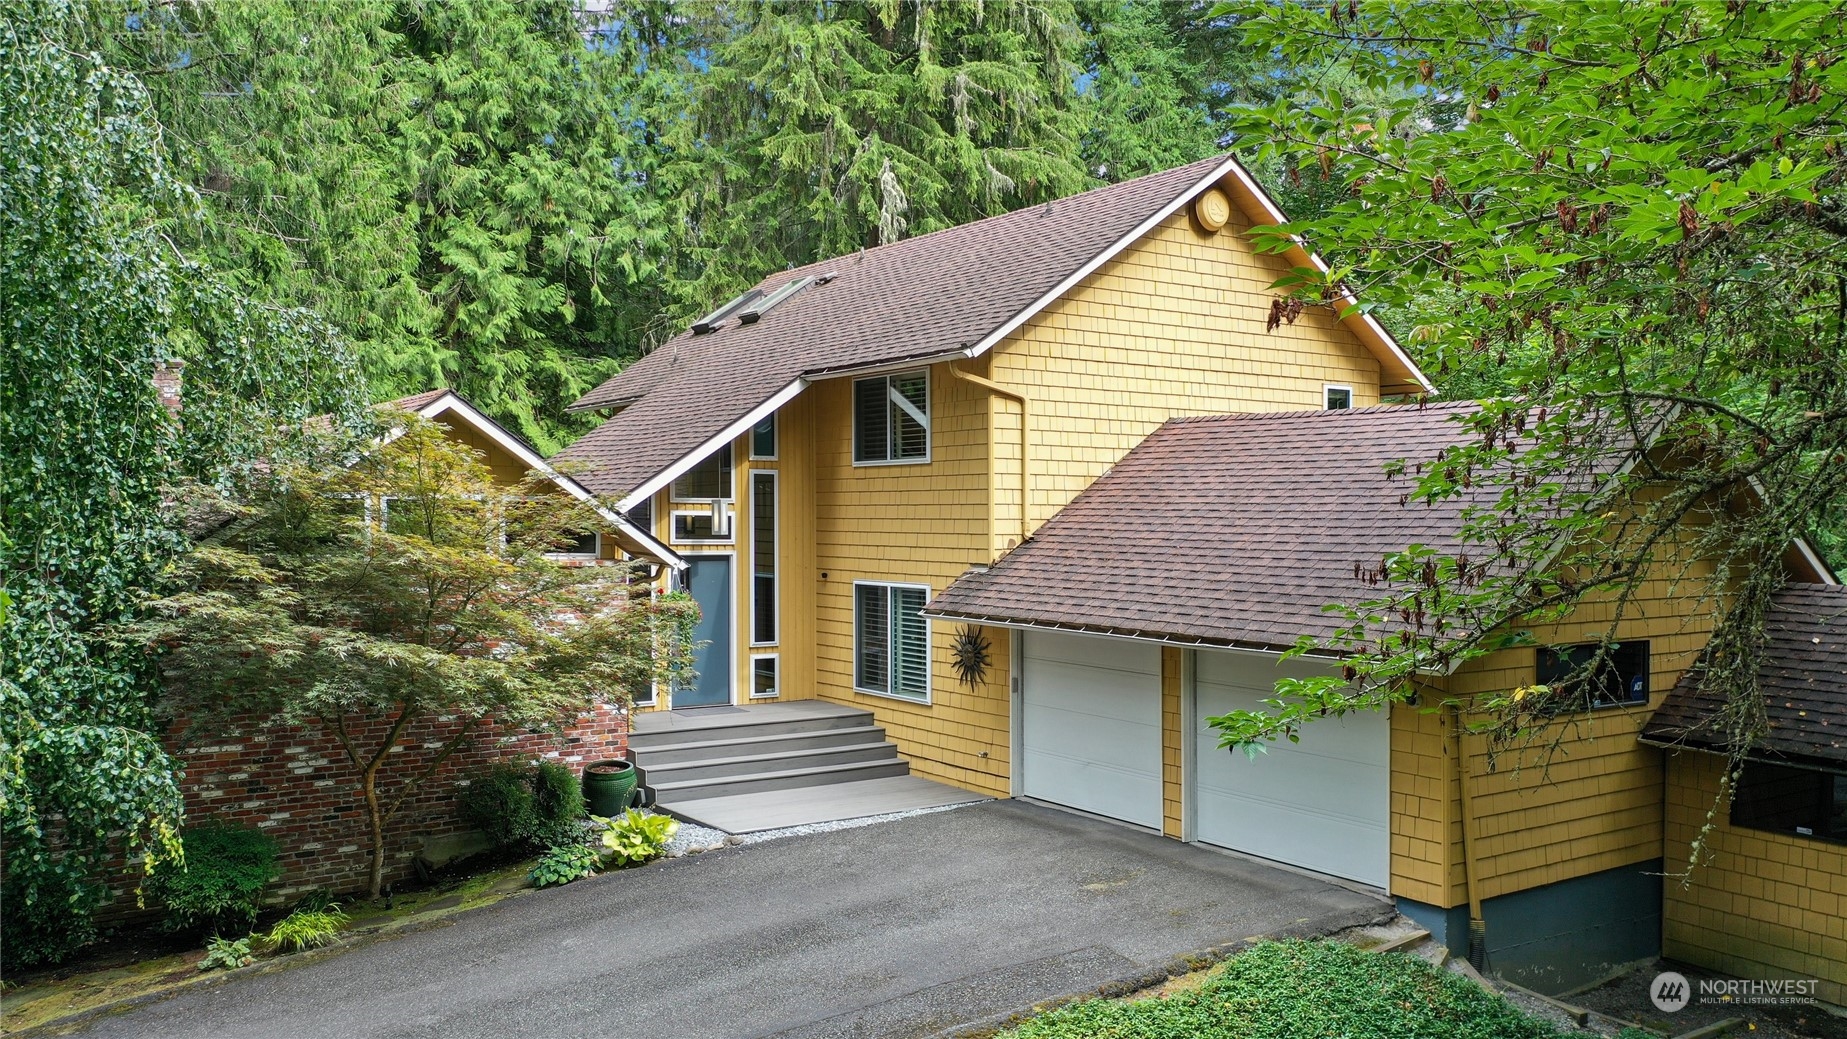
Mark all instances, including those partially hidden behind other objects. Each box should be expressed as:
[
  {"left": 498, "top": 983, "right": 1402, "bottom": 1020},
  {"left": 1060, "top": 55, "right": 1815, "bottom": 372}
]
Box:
[{"left": 1193, "top": 187, "right": 1232, "bottom": 233}]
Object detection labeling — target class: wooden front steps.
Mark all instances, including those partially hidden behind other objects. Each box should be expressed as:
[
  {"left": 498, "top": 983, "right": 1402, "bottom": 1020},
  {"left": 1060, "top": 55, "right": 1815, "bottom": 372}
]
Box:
[{"left": 628, "top": 701, "right": 987, "bottom": 833}]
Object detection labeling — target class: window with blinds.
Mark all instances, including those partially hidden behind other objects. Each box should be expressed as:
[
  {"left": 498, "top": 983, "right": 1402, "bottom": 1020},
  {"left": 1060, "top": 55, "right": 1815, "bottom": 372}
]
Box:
[
  {"left": 852, "top": 370, "right": 929, "bottom": 464},
  {"left": 751, "top": 472, "right": 776, "bottom": 644},
  {"left": 853, "top": 583, "right": 929, "bottom": 701}
]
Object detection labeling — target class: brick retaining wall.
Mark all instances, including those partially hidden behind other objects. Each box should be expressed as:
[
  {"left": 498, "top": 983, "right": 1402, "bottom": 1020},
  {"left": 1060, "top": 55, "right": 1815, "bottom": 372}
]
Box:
[{"left": 149, "top": 704, "right": 628, "bottom": 903}]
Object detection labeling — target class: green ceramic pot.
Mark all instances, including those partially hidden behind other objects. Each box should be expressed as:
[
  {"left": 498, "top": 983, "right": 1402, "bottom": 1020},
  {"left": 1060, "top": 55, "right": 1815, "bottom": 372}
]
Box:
[{"left": 581, "top": 759, "right": 639, "bottom": 817}]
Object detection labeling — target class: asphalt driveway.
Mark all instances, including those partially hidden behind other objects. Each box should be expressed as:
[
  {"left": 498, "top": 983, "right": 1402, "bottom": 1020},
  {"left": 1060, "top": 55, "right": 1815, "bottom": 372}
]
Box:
[{"left": 72, "top": 799, "right": 1389, "bottom": 1039}]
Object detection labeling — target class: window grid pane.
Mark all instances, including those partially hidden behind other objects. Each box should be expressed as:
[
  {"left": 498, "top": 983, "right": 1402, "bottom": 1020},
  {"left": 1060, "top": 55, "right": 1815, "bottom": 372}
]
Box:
[
  {"left": 753, "top": 415, "right": 777, "bottom": 458},
  {"left": 853, "top": 378, "right": 887, "bottom": 462},
  {"left": 855, "top": 586, "right": 888, "bottom": 690},
  {"left": 672, "top": 444, "right": 733, "bottom": 500},
  {"left": 752, "top": 473, "right": 776, "bottom": 644},
  {"left": 889, "top": 373, "right": 929, "bottom": 459},
  {"left": 752, "top": 656, "right": 778, "bottom": 698},
  {"left": 890, "top": 587, "right": 929, "bottom": 699}
]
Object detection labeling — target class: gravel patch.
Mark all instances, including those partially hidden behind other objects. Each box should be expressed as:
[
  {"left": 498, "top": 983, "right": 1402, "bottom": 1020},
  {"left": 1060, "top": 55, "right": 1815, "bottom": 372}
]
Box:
[
  {"left": 730, "top": 801, "right": 977, "bottom": 843},
  {"left": 656, "top": 800, "right": 980, "bottom": 857},
  {"left": 663, "top": 820, "right": 730, "bottom": 857}
]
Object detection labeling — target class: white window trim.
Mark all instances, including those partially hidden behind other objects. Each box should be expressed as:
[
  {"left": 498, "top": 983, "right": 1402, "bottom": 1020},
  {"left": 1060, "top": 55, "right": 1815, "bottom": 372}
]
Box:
[
  {"left": 852, "top": 370, "right": 932, "bottom": 468},
  {"left": 749, "top": 653, "right": 780, "bottom": 699},
  {"left": 671, "top": 508, "right": 734, "bottom": 545},
  {"left": 750, "top": 414, "right": 778, "bottom": 461},
  {"left": 851, "top": 580, "right": 933, "bottom": 704},
  {"left": 1324, "top": 384, "right": 1355, "bottom": 410},
  {"left": 633, "top": 678, "right": 658, "bottom": 707},
  {"left": 670, "top": 444, "right": 736, "bottom": 504},
  {"left": 543, "top": 530, "right": 601, "bottom": 561},
  {"left": 749, "top": 471, "right": 779, "bottom": 647}
]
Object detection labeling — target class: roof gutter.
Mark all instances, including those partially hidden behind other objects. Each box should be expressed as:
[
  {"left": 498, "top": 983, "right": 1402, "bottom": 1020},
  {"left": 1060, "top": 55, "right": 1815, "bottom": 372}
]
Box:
[
  {"left": 917, "top": 608, "right": 1343, "bottom": 662},
  {"left": 948, "top": 360, "right": 1032, "bottom": 547}
]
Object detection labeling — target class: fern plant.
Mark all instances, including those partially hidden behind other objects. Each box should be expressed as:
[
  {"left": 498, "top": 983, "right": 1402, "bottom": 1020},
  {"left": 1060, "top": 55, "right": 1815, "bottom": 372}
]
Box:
[
  {"left": 594, "top": 809, "right": 679, "bottom": 868},
  {"left": 530, "top": 843, "right": 601, "bottom": 888}
]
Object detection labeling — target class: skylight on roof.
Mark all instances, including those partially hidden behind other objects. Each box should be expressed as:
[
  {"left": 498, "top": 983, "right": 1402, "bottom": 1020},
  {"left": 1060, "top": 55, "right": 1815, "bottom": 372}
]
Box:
[
  {"left": 736, "top": 275, "right": 816, "bottom": 325},
  {"left": 691, "top": 287, "right": 764, "bottom": 334}
]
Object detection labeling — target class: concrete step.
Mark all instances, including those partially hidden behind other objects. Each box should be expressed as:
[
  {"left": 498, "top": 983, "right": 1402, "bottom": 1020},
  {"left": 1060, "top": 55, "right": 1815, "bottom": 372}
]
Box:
[
  {"left": 651, "top": 758, "right": 910, "bottom": 802},
  {"left": 633, "top": 725, "right": 889, "bottom": 765},
  {"left": 642, "top": 741, "right": 901, "bottom": 784},
  {"left": 628, "top": 703, "right": 874, "bottom": 749}
]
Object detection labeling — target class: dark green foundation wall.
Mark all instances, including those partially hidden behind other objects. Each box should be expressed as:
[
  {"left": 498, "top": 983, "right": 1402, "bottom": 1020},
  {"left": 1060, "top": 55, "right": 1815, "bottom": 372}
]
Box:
[{"left": 1396, "top": 859, "right": 1663, "bottom": 994}]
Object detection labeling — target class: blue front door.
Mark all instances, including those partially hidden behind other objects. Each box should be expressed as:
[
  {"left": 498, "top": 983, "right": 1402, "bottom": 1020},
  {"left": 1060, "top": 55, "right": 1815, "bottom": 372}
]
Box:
[{"left": 676, "top": 556, "right": 733, "bottom": 707}]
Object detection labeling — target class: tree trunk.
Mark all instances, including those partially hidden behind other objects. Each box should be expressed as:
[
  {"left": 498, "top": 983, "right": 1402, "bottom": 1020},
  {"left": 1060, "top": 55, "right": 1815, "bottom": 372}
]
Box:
[{"left": 362, "top": 766, "right": 387, "bottom": 900}]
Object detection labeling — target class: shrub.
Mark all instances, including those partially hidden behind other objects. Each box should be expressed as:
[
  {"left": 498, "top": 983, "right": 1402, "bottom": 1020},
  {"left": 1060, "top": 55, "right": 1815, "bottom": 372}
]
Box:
[
  {"left": 530, "top": 760, "right": 586, "bottom": 845},
  {"left": 596, "top": 809, "right": 678, "bottom": 868},
  {"left": 1007, "top": 939, "right": 1566, "bottom": 1039},
  {"left": 144, "top": 826, "right": 281, "bottom": 935},
  {"left": 530, "top": 843, "right": 601, "bottom": 888},
  {"left": 458, "top": 761, "right": 585, "bottom": 851},
  {"left": 198, "top": 935, "right": 255, "bottom": 972},
  {"left": 264, "top": 903, "right": 347, "bottom": 953}
]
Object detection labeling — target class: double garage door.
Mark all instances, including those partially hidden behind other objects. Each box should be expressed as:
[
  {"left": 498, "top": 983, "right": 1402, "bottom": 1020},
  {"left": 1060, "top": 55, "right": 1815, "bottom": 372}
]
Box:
[{"left": 1020, "top": 631, "right": 1389, "bottom": 887}]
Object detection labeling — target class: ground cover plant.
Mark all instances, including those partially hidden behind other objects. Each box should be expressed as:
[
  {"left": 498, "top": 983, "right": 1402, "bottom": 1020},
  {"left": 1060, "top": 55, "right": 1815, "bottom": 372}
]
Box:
[
  {"left": 1006, "top": 939, "right": 1572, "bottom": 1039},
  {"left": 529, "top": 843, "right": 602, "bottom": 888}
]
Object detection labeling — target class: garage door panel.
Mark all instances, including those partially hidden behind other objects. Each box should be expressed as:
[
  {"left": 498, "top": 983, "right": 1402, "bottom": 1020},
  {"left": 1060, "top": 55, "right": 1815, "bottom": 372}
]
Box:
[
  {"left": 1021, "top": 632, "right": 1163, "bottom": 830},
  {"left": 1193, "top": 651, "right": 1390, "bottom": 887},
  {"left": 1021, "top": 747, "right": 1162, "bottom": 829},
  {"left": 1023, "top": 632, "right": 1160, "bottom": 674}
]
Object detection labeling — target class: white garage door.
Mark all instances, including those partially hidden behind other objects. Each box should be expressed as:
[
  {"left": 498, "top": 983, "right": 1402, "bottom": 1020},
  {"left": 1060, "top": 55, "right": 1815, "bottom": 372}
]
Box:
[
  {"left": 1193, "top": 650, "right": 1389, "bottom": 886},
  {"left": 1020, "top": 631, "right": 1163, "bottom": 829}
]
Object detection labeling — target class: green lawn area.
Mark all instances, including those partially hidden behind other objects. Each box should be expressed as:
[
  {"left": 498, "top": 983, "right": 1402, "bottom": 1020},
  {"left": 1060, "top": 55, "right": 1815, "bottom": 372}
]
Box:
[{"left": 1004, "top": 940, "right": 1625, "bottom": 1039}]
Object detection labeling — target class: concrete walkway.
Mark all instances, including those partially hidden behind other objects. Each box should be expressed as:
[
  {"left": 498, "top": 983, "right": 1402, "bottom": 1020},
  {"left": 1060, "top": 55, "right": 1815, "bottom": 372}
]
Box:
[{"left": 70, "top": 799, "right": 1390, "bottom": 1039}]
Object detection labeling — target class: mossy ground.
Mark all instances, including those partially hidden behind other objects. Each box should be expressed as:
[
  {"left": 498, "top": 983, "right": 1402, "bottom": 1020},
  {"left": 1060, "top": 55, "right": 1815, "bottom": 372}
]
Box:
[{"left": 0, "top": 857, "right": 537, "bottom": 1035}]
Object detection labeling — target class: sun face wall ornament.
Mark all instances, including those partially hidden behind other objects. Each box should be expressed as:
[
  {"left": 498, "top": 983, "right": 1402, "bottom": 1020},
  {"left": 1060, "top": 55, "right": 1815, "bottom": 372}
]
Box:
[{"left": 950, "top": 625, "right": 992, "bottom": 687}]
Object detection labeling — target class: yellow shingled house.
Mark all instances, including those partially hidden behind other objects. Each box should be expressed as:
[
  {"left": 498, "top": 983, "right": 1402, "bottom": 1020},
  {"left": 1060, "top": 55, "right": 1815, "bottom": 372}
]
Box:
[{"left": 556, "top": 154, "right": 1845, "bottom": 999}]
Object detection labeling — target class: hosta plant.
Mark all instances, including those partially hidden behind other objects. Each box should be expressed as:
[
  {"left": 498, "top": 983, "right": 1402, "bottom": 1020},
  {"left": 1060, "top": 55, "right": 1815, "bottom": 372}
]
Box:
[
  {"left": 530, "top": 843, "right": 601, "bottom": 888},
  {"left": 198, "top": 935, "right": 255, "bottom": 972},
  {"left": 595, "top": 809, "right": 679, "bottom": 868}
]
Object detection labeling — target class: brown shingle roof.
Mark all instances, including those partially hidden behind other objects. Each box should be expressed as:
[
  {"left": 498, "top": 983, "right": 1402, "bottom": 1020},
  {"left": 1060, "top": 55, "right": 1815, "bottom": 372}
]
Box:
[
  {"left": 386, "top": 388, "right": 451, "bottom": 412},
  {"left": 1642, "top": 583, "right": 1847, "bottom": 766},
  {"left": 556, "top": 154, "right": 1427, "bottom": 502},
  {"left": 926, "top": 402, "right": 1502, "bottom": 652}
]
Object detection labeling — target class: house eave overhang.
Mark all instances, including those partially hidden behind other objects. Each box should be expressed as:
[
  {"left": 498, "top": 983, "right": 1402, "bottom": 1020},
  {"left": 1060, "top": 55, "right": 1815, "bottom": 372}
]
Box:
[
  {"left": 404, "top": 392, "right": 686, "bottom": 570},
  {"left": 1635, "top": 732, "right": 1847, "bottom": 772},
  {"left": 921, "top": 607, "right": 1325, "bottom": 661}
]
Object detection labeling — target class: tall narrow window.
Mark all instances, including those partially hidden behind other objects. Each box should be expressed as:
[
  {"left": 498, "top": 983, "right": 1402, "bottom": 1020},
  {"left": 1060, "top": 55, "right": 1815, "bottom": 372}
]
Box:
[
  {"left": 751, "top": 472, "right": 776, "bottom": 644},
  {"left": 853, "top": 583, "right": 929, "bottom": 701},
  {"left": 853, "top": 370, "right": 929, "bottom": 463},
  {"left": 752, "top": 414, "right": 777, "bottom": 459}
]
